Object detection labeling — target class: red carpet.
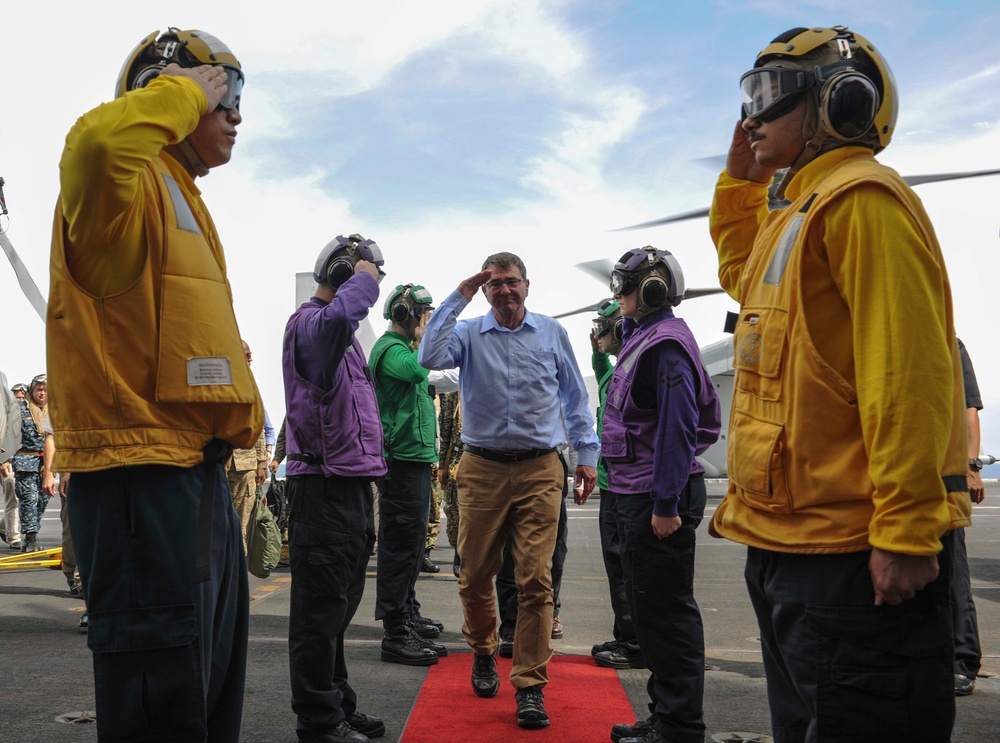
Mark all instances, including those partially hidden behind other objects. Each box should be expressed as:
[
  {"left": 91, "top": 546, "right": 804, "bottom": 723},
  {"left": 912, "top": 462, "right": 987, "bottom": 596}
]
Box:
[{"left": 400, "top": 653, "right": 637, "bottom": 743}]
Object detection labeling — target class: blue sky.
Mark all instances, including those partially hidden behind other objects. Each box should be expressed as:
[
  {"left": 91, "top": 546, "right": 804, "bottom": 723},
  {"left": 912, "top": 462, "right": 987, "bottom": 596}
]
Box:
[{"left": 2, "top": 0, "right": 999, "bottom": 458}]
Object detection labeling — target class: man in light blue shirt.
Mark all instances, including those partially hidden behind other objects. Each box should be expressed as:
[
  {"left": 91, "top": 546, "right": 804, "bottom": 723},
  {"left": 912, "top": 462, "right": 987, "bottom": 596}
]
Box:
[{"left": 419, "top": 252, "right": 597, "bottom": 730}]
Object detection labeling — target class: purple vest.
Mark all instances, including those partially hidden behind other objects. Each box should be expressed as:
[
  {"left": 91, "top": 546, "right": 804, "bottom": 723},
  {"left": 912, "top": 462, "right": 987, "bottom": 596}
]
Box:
[
  {"left": 282, "top": 302, "right": 387, "bottom": 480},
  {"left": 602, "top": 317, "right": 719, "bottom": 493}
]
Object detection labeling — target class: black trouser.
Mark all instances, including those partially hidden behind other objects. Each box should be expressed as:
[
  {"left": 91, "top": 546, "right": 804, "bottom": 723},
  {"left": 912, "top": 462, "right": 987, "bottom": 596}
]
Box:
[
  {"left": 951, "top": 527, "right": 981, "bottom": 677},
  {"left": 375, "top": 459, "right": 431, "bottom": 622},
  {"left": 745, "top": 532, "right": 955, "bottom": 743},
  {"left": 287, "top": 474, "right": 375, "bottom": 737},
  {"left": 598, "top": 488, "right": 635, "bottom": 643},
  {"left": 497, "top": 492, "right": 567, "bottom": 637},
  {"left": 618, "top": 475, "right": 706, "bottom": 743},
  {"left": 69, "top": 461, "right": 248, "bottom": 743}
]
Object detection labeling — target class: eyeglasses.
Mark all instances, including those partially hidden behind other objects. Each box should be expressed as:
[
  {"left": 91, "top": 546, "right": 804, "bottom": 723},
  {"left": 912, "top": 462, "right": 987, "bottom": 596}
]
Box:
[{"left": 485, "top": 278, "right": 525, "bottom": 291}]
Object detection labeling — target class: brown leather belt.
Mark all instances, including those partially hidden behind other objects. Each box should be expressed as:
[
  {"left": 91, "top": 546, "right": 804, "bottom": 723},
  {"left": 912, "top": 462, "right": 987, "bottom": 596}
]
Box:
[{"left": 464, "top": 444, "right": 555, "bottom": 464}]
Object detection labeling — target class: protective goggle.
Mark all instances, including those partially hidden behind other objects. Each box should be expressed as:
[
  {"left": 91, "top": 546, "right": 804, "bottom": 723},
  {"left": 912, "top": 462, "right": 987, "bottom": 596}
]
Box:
[
  {"left": 592, "top": 317, "right": 617, "bottom": 338},
  {"left": 135, "top": 63, "right": 243, "bottom": 111},
  {"left": 215, "top": 66, "right": 244, "bottom": 111},
  {"left": 31, "top": 374, "right": 47, "bottom": 386},
  {"left": 740, "top": 67, "right": 815, "bottom": 122},
  {"left": 11, "top": 384, "right": 27, "bottom": 393},
  {"left": 610, "top": 270, "right": 642, "bottom": 297}
]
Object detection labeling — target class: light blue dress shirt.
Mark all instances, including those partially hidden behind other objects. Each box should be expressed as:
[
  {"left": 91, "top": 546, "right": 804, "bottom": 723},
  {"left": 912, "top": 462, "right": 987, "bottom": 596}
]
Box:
[{"left": 419, "top": 290, "right": 598, "bottom": 468}]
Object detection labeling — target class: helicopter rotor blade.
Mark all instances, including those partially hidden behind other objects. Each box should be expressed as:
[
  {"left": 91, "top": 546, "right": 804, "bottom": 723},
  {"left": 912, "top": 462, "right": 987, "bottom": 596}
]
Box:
[
  {"left": 902, "top": 168, "right": 1000, "bottom": 187},
  {"left": 614, "top": 167, "right": 1000, "bottom": 232},
  {"left": 552, "top": 301, "right": 606, "bottom": 319}
]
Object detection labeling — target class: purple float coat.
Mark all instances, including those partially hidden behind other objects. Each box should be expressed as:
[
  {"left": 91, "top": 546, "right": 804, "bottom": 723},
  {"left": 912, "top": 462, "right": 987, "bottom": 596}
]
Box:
[
  {"left": 601, "top": 309, "right": 720, "bottom": 517},
  {"left": 282, "top": 273, "right": 387, "bottom": 480}
]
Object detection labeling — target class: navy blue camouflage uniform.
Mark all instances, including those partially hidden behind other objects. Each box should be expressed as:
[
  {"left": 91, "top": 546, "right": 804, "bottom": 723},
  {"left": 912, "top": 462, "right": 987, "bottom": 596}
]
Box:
[{"left": 11, "top": 402, "right": 48, "bottom": 537}]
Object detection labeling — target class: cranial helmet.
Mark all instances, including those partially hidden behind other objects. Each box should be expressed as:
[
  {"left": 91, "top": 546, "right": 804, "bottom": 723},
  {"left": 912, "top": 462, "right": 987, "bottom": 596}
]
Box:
[
  {"left": 592, "top": 299, "right": 624, "bottom": 348},
  {"left": 740, "top": 26, "right": 897, "bottom": 198},
  {"left": 116, "top": 28, "right": 243, "bottom": 109},
  {"left": 742, "top": 26, "right": 896, "bottom": 153},
  {"left": 28, "top": 374, "right": 46, "bottom": 398},
  {"left": 115, "top": 29, "right": 244, "bottom": 177},
  {"left": 611, "top": 247, "right": 685, "bottom": 321},
  {"left": 383, "top": 284, "right": 434, "bottom": 323},
  {"left": 313, "top": 234, "right": 386, "bottom": 289}
]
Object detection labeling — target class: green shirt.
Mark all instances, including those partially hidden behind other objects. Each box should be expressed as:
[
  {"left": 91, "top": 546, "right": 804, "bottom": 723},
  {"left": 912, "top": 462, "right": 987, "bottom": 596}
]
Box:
[
  {"left": 369, "top": 331, "right": 437, "bottom": 463},
  {"left": 593, "top": 349, "right": 614, "bottom": 490}
]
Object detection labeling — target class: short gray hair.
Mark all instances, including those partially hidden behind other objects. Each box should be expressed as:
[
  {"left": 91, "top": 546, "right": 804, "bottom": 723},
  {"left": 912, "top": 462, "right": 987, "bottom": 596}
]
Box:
[{"left": 482, "top": 252, "right": 527, "bottom": 279}]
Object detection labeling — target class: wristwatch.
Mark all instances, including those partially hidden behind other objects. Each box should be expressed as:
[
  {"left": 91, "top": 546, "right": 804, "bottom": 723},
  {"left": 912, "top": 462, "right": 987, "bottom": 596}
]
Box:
[{"left": 969, "top": 457, "right": 983, "bottom": 472}]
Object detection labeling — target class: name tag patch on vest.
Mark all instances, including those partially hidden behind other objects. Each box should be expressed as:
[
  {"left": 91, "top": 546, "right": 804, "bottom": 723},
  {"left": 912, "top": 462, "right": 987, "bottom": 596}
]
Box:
[
  {"left": 763, "top": 215, "right": 804, "bottom": 286},
  {"left": 187, "top": 357, "right": 234, "bottom": 386}
]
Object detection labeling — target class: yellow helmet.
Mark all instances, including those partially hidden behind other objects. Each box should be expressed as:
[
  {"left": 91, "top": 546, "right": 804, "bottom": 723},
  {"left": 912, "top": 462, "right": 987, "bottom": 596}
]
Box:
[
  {"left": 741, "top": 26, "right": 897, "bottom": 152},
  {"left": 115, "top": 28, "right": 243, "bottom": 110}
]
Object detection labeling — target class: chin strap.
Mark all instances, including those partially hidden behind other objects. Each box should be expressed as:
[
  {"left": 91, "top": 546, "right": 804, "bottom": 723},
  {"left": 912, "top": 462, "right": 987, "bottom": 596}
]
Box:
[
  {"left": 773, "top": 130, "right": 829, "bottom": 201},
  {"left": 176, "top": 139, "right": 209, "bottom": 178}
]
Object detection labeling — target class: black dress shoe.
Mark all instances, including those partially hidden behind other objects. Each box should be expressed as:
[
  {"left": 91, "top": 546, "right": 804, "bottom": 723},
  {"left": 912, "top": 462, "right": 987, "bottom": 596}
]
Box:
[
  {"left": 498, "top": 635, "right": 514, "bottom": 658},
  {"left": 299, "top": 719, "right": 370, "bottom": 743},
  {"left": 346, "top": 712, "right": 385, "bottom": 739},
  {"left": 611, "top": 714, "right": 654, "bottom": 742},
  {"left": 955, "top": 673, "right": 976, "bottom": 696},
  {"left": 472, "top": 653, "right": 499, "bottom": 698},
  {"left": 515, "top": 686, "right": 550, "bottom": 729},
  {"left": 595, "top": 643, "right": 646, "bottom": 669}
]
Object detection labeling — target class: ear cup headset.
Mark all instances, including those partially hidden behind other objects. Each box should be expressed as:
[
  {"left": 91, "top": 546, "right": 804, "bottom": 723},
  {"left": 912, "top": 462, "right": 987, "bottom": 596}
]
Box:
[
  {"left": 116, "top": 29, "right": 244, "bottom": 177},
  {"left": 313, "top": 234, "right": 386, "bottom": 288},
  {"left": 740, "top": 26, "right": 895, "bottom": 149},
  {"left": 739, "top": 26, "right": 897, "bottom": 198},
  {"left": 383, "top": 284, "right": 434, "bottom": 324},
  {"left": 610, "top": 247, "right": 685, "bottom": 321}
]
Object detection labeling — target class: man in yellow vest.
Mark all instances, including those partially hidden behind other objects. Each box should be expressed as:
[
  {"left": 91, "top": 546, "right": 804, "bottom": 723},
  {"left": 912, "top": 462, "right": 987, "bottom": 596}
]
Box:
[
  {"left": 47, "top": 28, "right": 263, "bottom": 743},
  {"left": 709, "top": 26, "right": 970, "bottom": 743}
]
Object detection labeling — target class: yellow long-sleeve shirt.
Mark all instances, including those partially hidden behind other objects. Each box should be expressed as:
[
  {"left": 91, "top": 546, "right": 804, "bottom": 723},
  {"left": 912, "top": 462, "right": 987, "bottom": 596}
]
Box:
[{"left": 709, "top": 147, "right": 970, "bottom": 555}]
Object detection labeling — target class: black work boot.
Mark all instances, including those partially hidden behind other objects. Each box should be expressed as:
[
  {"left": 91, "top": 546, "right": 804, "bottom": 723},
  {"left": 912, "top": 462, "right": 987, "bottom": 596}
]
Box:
[
  {"left": 381, "top": 614, "right": 438, "bottom": 666},
  {"left": 420, "top": 548, "right": 440, "bottom": 573},
  {"left": 410, "top": 610, "right": 444, "bottom": 638},
  {"left": 405, "top": 616, "right": 447, "bottom": 657},
  {"left": 595, "top": 641, "right": 646, "bottom": 669},
  {"left": 22, "top": 533, "right": 38, "bottom": 553},
  {"left": 611, "top": 714, "right": 655, "bottom": 742}
]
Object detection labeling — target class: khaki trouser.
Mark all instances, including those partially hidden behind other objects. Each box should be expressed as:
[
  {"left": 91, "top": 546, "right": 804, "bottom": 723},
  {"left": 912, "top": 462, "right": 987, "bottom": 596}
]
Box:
[{"left": 456, "top": 450, "right": 562, "bottom": 689}]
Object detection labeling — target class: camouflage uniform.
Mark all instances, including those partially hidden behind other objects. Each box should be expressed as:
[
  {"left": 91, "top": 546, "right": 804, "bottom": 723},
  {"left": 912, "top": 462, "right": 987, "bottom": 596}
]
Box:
[
  {"left": 426, "top": 466, "right": 443, "bottom": 550},
  {"left": 226, "top": 429, "right": 268, "bottom": 554},
  {"left": 11, "top": 402, "right": 48, "bottom": 538},
  {"left": 437, "top": 391, "right": 463, "bottom": 550}
]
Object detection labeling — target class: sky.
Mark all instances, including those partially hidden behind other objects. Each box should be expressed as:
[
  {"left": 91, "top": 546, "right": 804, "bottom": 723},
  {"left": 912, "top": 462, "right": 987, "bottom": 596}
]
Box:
[{"left": 2, "top": 0, "right": 999, "bottom": 461}]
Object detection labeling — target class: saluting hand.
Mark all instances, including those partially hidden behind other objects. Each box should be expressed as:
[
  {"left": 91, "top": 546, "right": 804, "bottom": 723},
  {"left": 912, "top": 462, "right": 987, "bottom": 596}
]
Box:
[
  {"left": 458, "top": 270, "right": 493, "bottom": 301},
  {"left": 161, "top": 63, "right": 229, "bottom": 115},
  {"left": 725, "top": 119, "right": 776, "bottom": 184}
]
